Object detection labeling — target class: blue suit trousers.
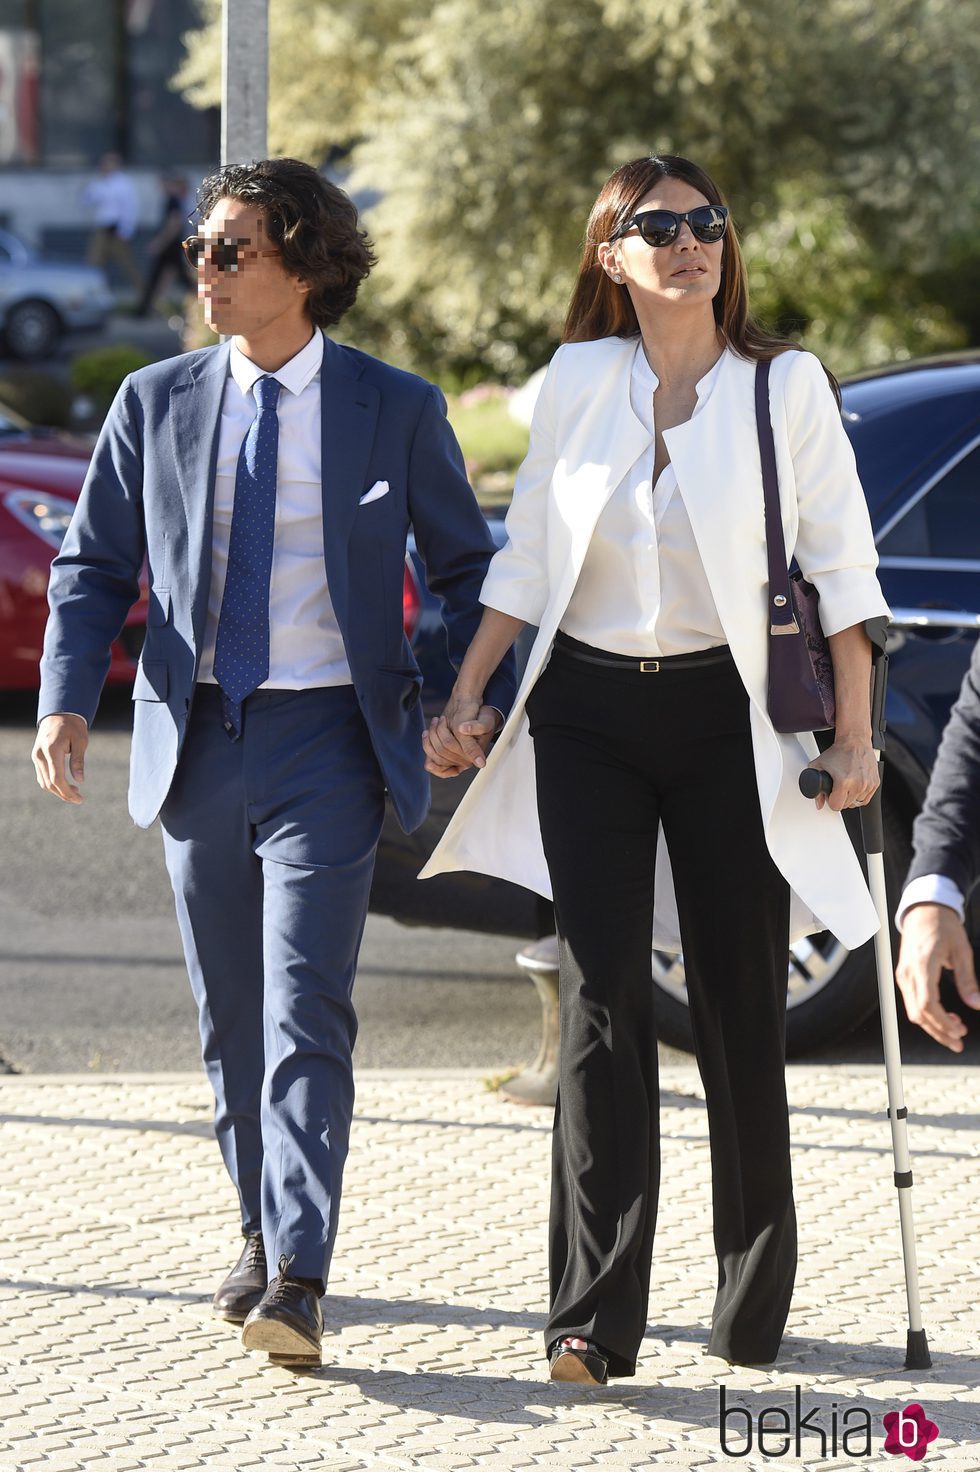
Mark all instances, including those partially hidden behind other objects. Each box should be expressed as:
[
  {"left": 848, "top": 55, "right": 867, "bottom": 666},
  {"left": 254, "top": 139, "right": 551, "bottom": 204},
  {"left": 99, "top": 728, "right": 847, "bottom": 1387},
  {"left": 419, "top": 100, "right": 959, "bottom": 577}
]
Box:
[{"left": 160, "top": 683, "right": 386, "bottom": 1289}]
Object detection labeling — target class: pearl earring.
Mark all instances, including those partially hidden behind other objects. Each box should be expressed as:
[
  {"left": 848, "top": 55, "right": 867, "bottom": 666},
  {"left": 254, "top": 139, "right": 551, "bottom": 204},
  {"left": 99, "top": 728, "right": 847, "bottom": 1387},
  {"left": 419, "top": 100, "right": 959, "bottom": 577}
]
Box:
[{"left": 613, "top": 274, "right": 623, "bottom": 283}]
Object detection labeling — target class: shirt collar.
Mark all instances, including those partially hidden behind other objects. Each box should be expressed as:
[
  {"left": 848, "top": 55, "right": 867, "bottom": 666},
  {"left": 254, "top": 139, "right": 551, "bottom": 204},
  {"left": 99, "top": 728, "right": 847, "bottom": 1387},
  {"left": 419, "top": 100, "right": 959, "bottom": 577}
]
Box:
[{"left": 229, "top": 328, "right": 324, "bottom": 399}]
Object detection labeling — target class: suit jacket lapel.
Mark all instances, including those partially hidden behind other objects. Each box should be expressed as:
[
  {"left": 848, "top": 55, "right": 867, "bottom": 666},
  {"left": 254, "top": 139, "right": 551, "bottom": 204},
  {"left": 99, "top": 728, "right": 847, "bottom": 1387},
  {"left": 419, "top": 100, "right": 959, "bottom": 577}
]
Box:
[
  {"left": 318, "top": 334, "right": 379, "bottom": 625},
  {"left": 169, "top": 343, "right": 230, "bottom": 658}
]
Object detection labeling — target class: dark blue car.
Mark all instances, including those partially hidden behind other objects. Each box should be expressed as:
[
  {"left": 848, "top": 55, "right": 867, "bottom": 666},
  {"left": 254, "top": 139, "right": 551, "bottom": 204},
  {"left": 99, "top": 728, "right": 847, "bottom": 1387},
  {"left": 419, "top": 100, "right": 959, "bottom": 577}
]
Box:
[{"left": 369, "top": 354, "right": 980, "bottom": 1054}]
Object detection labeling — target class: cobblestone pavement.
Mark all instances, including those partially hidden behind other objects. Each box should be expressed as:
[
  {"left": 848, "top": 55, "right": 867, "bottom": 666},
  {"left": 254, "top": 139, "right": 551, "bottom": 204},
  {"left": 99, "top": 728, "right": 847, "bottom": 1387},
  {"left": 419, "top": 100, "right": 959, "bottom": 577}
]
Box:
[{"left": 0, "top": 1066, "right": 977, "bottom": 1471}]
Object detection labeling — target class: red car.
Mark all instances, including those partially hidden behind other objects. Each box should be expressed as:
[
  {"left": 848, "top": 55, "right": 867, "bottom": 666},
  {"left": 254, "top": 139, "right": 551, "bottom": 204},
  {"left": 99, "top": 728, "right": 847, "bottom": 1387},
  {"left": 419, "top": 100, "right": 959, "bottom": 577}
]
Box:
[{"left": 0, "top": 411, "right": 146, "bottom": 690}]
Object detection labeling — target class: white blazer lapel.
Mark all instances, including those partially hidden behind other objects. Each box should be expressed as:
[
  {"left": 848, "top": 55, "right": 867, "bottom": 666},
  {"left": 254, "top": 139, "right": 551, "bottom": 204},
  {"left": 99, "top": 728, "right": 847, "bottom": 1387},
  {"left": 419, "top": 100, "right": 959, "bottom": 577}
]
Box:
[
  {"left": 552, "top": 336, "right": 651, "bottom": 563},
  {"left": 662, "top": 351, "right": 770, "bottom": 692}
]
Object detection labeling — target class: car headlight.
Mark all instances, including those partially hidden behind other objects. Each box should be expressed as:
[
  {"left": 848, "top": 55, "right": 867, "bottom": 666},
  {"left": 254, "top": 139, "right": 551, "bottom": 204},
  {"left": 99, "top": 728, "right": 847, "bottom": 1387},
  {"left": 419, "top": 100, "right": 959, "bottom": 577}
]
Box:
[{"left": 3, "top": 489, "right": 77, "bottom": 549}]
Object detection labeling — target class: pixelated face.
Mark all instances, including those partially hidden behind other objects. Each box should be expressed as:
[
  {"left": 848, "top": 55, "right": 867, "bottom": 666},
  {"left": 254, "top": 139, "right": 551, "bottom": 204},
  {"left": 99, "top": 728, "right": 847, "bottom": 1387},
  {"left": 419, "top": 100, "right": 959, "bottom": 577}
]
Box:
[{"left": 193, "top": 198, "right": 311, "bottom": 338}]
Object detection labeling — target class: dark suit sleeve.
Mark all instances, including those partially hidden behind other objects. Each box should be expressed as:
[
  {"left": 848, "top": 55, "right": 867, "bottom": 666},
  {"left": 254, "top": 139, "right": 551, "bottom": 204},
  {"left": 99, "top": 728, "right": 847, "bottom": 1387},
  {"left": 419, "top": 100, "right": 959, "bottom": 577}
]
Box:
[
  {"left": 38, "top": 376, "right": 146, "bottom": 726},
  {"left": 904, "top": 640, "right": 980, "bottom": 901},
  {"left": 406, "top": 384, "right": 518, "bottom": 718}
]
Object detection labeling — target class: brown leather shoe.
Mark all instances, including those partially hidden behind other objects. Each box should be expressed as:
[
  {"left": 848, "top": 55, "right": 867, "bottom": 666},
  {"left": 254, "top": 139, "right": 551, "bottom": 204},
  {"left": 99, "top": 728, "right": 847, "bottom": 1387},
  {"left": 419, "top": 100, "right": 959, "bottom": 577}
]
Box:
[
  {"left": 211, "top": 1233, "right": 268, "bottom": 1324},
  {"left": 241, "top": 1254, "right": 323, "bottom": 1363}
]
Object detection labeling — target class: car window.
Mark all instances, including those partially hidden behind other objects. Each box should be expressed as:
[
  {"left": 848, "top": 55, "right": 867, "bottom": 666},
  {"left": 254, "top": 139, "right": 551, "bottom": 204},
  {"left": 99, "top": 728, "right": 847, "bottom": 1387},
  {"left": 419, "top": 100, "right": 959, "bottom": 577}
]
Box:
[{"left": 878, "top": 444, "right": 980, "bottom": 559}]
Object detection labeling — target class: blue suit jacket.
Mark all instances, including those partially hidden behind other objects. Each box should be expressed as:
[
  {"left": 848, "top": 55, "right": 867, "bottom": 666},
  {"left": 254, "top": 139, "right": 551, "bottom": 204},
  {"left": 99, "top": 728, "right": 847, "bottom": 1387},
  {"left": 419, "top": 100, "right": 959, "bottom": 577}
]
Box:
[{"left": 38, "top": 332, "right": 516, "bottom": 831}]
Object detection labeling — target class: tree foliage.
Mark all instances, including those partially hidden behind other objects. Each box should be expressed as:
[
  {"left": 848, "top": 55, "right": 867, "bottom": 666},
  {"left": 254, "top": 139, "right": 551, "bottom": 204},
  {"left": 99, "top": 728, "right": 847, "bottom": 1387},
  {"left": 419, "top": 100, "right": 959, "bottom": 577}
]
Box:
[{"left": 175, "top": 0, "right": 980, "bottom": 378}]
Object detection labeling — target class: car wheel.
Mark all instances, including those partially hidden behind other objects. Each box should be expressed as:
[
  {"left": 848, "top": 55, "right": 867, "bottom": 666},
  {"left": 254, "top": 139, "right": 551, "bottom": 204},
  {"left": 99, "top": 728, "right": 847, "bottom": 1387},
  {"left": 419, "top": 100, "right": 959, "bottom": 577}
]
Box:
[
  {"left": 651, "top": 795, "right": 911, "bottom": 1057},
  {"left": 4, "top": 300, "right": 62, "bottom": 360}
]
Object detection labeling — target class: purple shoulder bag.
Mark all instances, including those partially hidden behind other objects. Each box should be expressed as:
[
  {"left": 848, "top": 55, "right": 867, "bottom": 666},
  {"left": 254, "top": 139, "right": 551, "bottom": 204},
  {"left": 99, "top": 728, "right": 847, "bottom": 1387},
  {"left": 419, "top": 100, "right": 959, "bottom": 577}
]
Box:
[{"left": 755, "top": 357, "right": 836, "bottom": 734}]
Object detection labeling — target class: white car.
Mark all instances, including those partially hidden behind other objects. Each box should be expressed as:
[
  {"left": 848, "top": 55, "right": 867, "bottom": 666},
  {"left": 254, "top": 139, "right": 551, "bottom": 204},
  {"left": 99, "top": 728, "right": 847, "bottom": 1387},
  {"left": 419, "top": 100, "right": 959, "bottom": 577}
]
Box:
[{"left": 0, "top": 228, "right": 114, "bottom": 360}]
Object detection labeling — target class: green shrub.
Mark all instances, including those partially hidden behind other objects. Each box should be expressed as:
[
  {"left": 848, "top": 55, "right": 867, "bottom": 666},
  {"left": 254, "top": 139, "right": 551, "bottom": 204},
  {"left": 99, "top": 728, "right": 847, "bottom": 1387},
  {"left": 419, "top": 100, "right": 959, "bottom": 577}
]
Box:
[
  {"left": 69, "top": 346, "right": 154, "bottom": 416},
  {"left": 447, "top": 391, "right": 529, "bottom": 503},
  {"left": 0, "top": 369, "right": 74, "bottom": 428}
]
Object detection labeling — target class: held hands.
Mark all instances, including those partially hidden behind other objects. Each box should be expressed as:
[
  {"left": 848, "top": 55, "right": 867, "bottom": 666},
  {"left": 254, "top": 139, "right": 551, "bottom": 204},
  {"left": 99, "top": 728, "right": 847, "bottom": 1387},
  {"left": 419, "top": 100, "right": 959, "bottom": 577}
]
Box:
[
  {"left": 896, "top": 903, "right": 980, "bottom": 1053},
  {"left": 422, "top": 690, "right": 501, "bottom": 778},
  {"left": 32, "top": 714, "right": 89, "bottom": 804},
  {"left": 805, "top": 735, "right": 879, "bottom": 812}
]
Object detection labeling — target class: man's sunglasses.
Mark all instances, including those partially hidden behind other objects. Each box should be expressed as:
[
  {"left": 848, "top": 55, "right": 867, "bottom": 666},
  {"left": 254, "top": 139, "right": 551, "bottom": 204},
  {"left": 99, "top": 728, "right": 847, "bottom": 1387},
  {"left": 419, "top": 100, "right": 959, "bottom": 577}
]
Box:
[
  {"left": 609, "top": 205, "right": 729, "bottom": 248},
  {"left": 181, "top": 235, "right": 280, "bottom": 271}
]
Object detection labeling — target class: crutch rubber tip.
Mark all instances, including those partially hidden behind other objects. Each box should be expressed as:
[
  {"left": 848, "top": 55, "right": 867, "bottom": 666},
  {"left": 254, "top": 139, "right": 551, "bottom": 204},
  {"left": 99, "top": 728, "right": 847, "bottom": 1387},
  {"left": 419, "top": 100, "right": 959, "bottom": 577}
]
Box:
[{"left": 904, "top": 1328, "right": 932, "bottom": 1370}]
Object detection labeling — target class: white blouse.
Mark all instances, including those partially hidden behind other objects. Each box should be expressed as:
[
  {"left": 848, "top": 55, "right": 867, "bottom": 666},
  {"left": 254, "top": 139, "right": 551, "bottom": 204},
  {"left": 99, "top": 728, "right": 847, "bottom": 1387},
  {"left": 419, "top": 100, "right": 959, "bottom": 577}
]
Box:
[{"left": 559, "top": 340, "right": 728, "bottom": 656}]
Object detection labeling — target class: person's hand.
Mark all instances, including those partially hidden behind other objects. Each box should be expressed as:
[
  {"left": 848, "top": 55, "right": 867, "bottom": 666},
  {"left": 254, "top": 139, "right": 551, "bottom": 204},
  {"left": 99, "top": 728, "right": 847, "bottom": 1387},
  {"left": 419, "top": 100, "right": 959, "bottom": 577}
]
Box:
[
  {"left": 422, "top": 692, "right": 501, "bottom": 777},
  {"left": 32, "top": 714, "right": 89, "bottom": 805},
  {"left": 805, "top": 736, "right": 879, "bottom": 812},
  {"left": 896, "top": 903, "right": 979, "bottom": 1052}
]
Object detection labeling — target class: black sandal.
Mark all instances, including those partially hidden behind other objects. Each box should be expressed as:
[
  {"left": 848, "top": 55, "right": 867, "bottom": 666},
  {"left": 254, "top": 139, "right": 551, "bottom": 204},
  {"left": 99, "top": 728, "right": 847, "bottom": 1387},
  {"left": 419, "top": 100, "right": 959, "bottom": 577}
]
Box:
[{"left": 548, "top": 1336, "right": 609, "bottom": 1385}]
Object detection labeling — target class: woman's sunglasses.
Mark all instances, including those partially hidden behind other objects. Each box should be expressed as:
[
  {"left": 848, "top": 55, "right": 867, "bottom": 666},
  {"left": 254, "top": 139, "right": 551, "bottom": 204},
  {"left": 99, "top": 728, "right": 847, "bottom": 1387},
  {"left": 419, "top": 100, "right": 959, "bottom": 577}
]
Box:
[
  {"left": 609, "top": 205, "right": 729, "bottom": 248},
  {"left": 181, "top": 235, "right": 280, "bottom": 272}
]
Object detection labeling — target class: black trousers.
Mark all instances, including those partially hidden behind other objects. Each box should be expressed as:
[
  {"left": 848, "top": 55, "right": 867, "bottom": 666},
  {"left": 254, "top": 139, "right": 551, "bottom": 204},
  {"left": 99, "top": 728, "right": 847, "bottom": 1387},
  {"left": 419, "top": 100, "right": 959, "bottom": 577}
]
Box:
[{"left": 525, "top": 635, "right": 796, "bottom": 1376}]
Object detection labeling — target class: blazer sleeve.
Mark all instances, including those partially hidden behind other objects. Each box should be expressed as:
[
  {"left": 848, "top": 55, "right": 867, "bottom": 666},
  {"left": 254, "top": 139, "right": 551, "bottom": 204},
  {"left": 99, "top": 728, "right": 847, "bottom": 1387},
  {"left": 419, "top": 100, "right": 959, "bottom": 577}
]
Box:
[
  {"left": 38, "top": 375, "right": 146, "bottom": 726},
  {"left": 406, "top": 383, "right": 517, "bottom": 719},
  {"left": 904, "top": 640, "right": 980, "bottom": 902},
  {"left": 478, "top": 346, "right": 563, "bottom": 627},
  {"left": 783, "top": 350, "right": 891, "bottom": 638}
]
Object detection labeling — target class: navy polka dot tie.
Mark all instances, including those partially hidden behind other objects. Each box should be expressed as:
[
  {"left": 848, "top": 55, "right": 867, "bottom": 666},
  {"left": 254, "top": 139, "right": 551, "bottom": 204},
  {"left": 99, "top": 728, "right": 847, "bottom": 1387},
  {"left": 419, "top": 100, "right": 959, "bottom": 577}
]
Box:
[{"left": 213, "top": 374, "right": 282, "bottom": 738}]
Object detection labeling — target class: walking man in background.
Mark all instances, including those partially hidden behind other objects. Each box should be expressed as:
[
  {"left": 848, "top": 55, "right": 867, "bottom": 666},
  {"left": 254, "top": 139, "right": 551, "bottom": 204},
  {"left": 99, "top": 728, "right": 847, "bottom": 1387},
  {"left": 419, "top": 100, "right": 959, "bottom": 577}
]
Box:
[
  {"left": 33, "top": 157, "right": 515, "bottom": 1367},
  {"left": 82, "top": 152, "right": 142, "bottom": 291},
  {"left": 895, "top": 641, "right": 980, "bottom": 1051},
  {"left": 136, "top": 172, "right": 195, "bottom": 318}
]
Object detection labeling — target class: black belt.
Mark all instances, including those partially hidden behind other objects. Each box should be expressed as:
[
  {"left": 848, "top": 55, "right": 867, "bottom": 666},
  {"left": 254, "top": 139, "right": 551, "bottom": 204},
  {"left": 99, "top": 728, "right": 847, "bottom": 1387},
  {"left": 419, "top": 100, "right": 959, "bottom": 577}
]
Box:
[{"left": 554, "top": 631, "right": 733, "bottom": 673}]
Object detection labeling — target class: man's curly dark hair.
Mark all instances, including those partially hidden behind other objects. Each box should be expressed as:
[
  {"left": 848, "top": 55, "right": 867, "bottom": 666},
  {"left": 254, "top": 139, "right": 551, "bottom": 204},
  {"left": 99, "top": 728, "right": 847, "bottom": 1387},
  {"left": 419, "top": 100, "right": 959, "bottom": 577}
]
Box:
[{"left": 196, "top": 157, "right": 377, "bottom": 327}]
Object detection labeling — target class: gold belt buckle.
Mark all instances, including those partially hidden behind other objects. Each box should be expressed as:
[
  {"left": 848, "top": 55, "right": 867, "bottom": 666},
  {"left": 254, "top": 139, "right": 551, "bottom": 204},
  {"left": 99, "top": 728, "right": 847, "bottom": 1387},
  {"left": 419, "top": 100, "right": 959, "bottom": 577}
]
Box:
[{"left": 639, "top": 659, "right": 660, "bottom": 673}]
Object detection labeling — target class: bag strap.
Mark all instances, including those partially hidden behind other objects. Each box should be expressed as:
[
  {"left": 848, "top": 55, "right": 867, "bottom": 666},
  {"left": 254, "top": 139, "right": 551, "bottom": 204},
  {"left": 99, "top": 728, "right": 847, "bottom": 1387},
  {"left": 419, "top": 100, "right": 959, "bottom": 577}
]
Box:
[{"left": 755, "top": 358, "right": 799, "bottom": 636}]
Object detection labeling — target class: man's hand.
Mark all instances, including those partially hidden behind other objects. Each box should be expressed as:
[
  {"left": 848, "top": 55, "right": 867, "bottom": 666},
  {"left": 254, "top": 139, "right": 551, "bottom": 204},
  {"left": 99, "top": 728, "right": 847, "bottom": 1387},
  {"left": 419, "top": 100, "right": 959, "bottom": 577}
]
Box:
[
  {"left": 895, "top": 902, "right": 980, "bottom": 1052},
  {"left": 422, "top": 691, "right": 501, "bottom": 778},
  {"left": 32, "top": 714, "right": 89, "bottom": 805}
]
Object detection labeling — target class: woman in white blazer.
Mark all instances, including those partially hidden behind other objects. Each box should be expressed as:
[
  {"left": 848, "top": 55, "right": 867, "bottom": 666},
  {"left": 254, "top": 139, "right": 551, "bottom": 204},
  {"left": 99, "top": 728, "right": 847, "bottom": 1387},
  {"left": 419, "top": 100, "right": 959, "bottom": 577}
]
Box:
[{"left": 420, "top": 154, "right": 891, "bottom": 1384}]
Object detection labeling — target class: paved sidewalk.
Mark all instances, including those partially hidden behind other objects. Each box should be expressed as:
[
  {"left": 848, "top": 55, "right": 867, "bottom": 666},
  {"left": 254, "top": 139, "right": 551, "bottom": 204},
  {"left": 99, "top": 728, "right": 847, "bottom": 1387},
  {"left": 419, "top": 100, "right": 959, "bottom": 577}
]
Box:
[{"left": 0, "top": 1066, "right": 977, "bottom": 1471}]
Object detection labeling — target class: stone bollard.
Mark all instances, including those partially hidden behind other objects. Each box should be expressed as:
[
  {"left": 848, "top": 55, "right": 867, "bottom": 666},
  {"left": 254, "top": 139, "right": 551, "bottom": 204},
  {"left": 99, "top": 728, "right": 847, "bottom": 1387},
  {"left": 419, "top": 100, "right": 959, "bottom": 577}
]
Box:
[{"left": 497, "top": 934, "right": 559, "bottom": 1107}]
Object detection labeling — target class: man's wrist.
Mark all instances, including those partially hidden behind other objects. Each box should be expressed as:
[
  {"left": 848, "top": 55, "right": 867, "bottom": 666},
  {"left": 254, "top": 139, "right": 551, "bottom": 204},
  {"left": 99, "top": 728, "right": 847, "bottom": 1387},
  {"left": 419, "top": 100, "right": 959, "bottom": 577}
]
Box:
[
  {"left": 38, "top": 711, "right": 88, "bottom": 730},
  {"left": 895, "top": 874, "right": 966, "bottom": 932}
]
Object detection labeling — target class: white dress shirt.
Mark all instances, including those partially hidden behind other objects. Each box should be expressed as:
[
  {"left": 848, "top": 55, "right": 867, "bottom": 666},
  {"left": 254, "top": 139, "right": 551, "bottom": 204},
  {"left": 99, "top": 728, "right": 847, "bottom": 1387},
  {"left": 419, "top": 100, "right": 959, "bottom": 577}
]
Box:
[
  {"left": 559, "top": 341, "right": 728, "bottom": 655},
  {"left": 82, "top": 171, "right": 139, "bottom": 238},
  {"left": 197, "top": 330, "right": 353, "bottom": 690},
  {"left": 895, "top": 874, "right": 967, "bottom": 931}
]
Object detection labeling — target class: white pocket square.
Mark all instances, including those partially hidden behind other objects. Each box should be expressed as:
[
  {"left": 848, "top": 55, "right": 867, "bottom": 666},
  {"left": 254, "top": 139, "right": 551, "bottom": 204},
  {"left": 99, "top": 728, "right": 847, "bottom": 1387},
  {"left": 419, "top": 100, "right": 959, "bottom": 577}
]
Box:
[{"left": 358, "top": 479, "right": 389, "bottom": 506}]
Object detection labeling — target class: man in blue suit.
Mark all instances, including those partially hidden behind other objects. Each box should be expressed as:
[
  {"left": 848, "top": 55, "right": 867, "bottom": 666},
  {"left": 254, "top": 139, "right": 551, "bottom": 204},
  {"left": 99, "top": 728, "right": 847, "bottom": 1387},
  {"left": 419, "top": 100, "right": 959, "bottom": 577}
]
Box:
[{"left": 32, "top": 158, "right": 515, "bottom": 1367}]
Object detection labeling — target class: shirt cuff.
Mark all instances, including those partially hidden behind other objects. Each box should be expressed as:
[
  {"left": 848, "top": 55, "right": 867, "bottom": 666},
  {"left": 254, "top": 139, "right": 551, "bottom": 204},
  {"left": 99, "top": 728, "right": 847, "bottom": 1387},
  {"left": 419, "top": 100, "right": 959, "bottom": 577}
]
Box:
[
  {"left": 488, "top": 706, "right": 506, "bottom": 735},
  {"left": 38, "top": 712, "right": 89, "bottom": 729},
  {"left": 895, "top": 874, "right": 966, "bottom": 932}
]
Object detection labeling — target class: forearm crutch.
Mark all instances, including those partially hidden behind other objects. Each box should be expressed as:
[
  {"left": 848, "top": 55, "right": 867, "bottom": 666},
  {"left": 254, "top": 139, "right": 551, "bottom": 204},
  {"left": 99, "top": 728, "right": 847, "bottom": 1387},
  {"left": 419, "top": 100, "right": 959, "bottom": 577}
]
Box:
[{"left": 799, "top": 642, "right": 931, "bottom": 1370}]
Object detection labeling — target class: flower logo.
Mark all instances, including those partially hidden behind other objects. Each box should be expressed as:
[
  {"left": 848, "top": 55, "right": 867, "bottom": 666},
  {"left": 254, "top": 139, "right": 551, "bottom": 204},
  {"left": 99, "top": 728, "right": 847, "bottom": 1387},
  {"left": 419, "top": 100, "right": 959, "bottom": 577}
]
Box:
[{"left": 883, "top": 1404, "right": 939, "bottom": 1461}]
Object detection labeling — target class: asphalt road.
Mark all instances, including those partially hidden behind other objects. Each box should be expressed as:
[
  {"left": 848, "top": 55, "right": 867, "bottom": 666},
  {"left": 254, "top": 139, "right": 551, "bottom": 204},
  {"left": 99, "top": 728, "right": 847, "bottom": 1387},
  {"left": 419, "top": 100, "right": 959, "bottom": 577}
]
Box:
[
  {"left": 3, "top": 687, "right": 977, "bottom": 1079},
  {"left": 1, "top": 690, "right": 542, "bottom": 1075}
]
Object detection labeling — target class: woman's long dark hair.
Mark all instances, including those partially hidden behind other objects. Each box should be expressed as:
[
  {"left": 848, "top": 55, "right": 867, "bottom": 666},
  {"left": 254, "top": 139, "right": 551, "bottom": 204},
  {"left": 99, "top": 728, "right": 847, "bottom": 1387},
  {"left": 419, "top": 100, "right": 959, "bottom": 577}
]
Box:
[{"left": 563, "top": 154, "right": 840, "bottom": 403}]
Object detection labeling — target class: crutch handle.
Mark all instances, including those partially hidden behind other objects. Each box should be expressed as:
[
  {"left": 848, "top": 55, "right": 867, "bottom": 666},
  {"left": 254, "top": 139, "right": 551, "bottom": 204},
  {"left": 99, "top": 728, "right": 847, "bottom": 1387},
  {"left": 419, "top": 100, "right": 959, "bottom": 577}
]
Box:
[{"left": 799, "top": 768, "right": 834, "bottom": 799}]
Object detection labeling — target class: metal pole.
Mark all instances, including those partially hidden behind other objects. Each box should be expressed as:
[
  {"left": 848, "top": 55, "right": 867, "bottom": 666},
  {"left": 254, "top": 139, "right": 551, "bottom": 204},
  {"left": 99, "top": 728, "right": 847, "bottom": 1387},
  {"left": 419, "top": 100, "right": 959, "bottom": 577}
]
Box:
[
  {"left": 221, "top": 0, "right": 269, "bottom": 166},
  {"left": 799, "top": 647, "right": 931, "bottom": 1370},
  {"left": 864, "top": 832, "right": 931, "bottom": 1367}
]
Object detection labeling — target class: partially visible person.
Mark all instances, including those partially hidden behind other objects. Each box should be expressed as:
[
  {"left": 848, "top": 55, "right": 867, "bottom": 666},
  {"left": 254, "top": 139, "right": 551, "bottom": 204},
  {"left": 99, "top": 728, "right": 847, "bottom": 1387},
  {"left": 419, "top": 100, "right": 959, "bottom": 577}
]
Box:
[
  {"left": 136, "top": 172, "right": 195, "bottom": 318},
  {"left": 895, "top": 641, "right": 980, "bottom": 1051},
  {"left": 82, "top": 151, "right": 141, "bottom": 290}
]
